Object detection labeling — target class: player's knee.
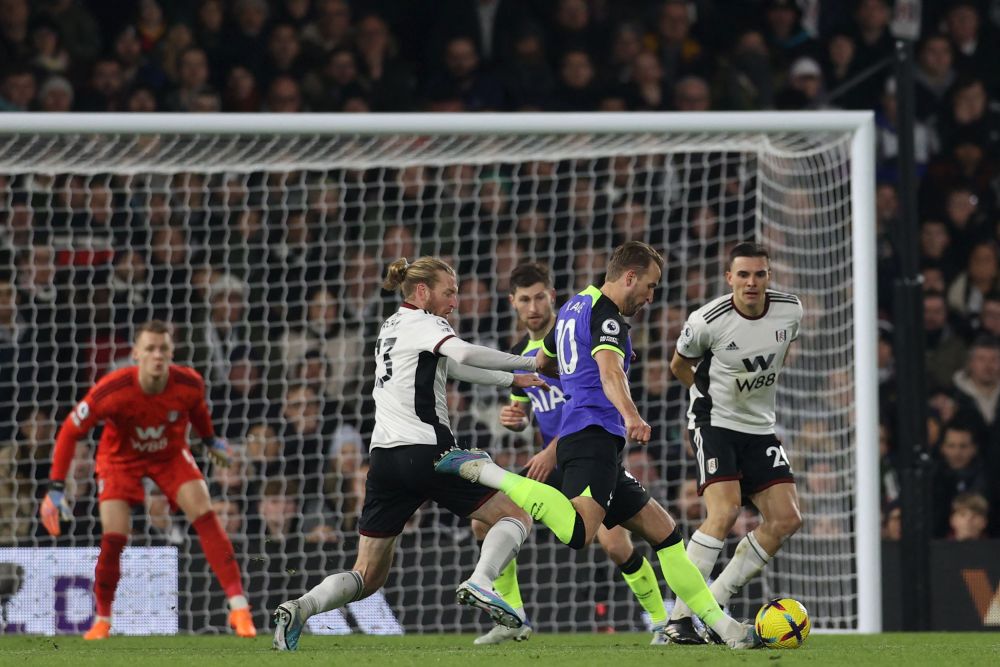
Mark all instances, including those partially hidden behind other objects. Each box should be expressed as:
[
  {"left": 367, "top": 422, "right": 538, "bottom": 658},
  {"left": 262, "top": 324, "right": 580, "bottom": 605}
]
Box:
[
  {"left": 771, "top": 508, "right": 803, "bottom": 539},
  {"left": 706, "top": 502, "right": 742, "bottom": 532}
]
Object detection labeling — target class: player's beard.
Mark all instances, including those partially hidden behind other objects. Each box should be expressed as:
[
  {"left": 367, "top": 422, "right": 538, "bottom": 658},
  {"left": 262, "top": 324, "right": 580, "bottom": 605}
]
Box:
[{"left": 525, "top": 311, "right": 552, "bottom": 337}]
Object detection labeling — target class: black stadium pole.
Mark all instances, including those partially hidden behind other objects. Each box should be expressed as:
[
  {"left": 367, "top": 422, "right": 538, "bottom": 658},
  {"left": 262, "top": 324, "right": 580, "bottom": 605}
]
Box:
[{"left": 891, "top": 37, "right": 933, "bottom": 631}]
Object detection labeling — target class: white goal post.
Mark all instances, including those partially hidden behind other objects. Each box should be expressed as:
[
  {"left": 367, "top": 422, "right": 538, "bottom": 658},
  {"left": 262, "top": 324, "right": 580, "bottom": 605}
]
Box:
[{"left": 0, "top": 112, "right": 879, "bottom": 635}]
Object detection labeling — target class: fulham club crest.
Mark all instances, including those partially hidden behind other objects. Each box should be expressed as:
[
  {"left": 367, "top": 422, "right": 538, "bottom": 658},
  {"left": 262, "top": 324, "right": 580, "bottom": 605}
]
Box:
[{"left": 775, "top": 329, "right": 787, "bottom": 343}]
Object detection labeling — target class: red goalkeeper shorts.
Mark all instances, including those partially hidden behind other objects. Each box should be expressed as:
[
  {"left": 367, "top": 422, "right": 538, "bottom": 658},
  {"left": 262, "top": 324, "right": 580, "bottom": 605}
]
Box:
[{"left": 96, "top": 448, "right": 204, "bottom": 508}]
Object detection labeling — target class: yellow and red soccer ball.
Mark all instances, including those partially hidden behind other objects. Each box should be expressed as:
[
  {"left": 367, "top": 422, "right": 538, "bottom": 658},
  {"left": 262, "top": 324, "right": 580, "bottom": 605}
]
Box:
[{"left": 754, "top": 598, "right": 811, "bottom": 649}]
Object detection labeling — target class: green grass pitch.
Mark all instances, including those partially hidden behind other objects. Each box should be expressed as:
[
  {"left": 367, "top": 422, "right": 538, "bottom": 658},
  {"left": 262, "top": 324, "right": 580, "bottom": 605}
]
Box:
[{"left": 2, "top": 633, "right": 998, "bottom": 666}]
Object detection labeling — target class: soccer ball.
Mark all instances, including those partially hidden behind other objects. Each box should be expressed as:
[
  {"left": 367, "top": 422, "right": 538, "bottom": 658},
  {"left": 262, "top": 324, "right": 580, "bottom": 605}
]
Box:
[{"left": 754, "top": 598, "right": 810, "bottom": 649}]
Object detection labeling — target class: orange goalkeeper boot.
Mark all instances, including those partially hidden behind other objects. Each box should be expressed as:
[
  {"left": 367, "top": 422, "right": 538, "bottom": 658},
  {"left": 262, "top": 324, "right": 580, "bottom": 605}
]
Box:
[
  {"left": 229, "top": 607, "right": 257, "bottom": 638},
  {"left": 83, "top": 619, "right": 111, "bottom": 640}
]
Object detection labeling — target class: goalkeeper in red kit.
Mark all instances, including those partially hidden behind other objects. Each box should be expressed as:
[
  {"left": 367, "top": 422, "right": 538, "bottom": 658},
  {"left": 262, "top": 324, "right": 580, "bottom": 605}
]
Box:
[{"left": 39, "top": 320, "right": 256, "bottom": 640}]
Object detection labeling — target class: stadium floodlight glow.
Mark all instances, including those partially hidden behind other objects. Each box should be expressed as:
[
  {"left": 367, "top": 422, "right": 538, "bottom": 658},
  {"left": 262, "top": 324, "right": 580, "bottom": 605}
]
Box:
[{"left": 0, "top": 111, "right": 878, "bottom": 634}]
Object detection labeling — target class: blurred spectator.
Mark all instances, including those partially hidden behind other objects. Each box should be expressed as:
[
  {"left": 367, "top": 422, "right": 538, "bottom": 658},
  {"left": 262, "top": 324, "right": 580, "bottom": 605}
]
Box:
[
  {"left": 300, "top": 0, "right": 352, "bottom": 60},
  {"left": 951, "top": 334, "right": 1000, "bottom": 431},
  {"left": 262, "top": 23, "right": 307, "bottom": 86},
  {"left": 301, "top": 47, "right": 364, "bottom": 111},
  {"left": 0, "top": 0, "right": 31, "bottom": 65},
  {"left": 355, "top": 13, "right": 413, "bottom": 111},
  {"left": 947, "top": 241, "right": 1000, "bottom": 319},
  {"left": 75, "top": 57, "right": 124, "bottom": 111},
  {"left": 37, "top": 75, "right": 73, "bottom": 112},
  {"left": 0, "top": 67, "right": 36, "bottom": 111},
  {"left": 762, "top": 0, "right": 819, "bottom": 70},
  {"left": 114, "top": 25, "right": 166, "bottom": 93},
  {"left": 934, "top": 76, "right": 1000, "bottom": 158},
  {"left": 502, "top": 24, "right": 555, "bottom": 109},
  {"left": 847, "top": 0, "right": 892, "bottom": 104},
  {"left": 822, "top": 30, "right": 866, "bottom": 109},
  {"left": 923, "top": 290, "right": 968, "bottom": 391},
  {"left": 673, "top": 75, "right": 711, "bottom": 111},
  {"left": 877, "top": 78, "right": 934, "bottom": 182},
  {"left": 882, "top": 501, "right": 902, "bottom": 541},
  {"left": 136, "top": 0, "right": 168, "bottom": 53},
  {"left": 715, "top": 29, "right": 774, "bottom": 111},
  {"left": 932, "top": 423, "right": 991, "bottom": 536},
  {"left": 948, "top": 492, "right": 990, "bottom": 540},
  {"left": 551, "top": 49, "right": 599, "bottom": 111},
  {"left": 777, "top": 56, "right": 825, "bottom": 109},
  {"left": 225, "top": 0, "right": 270, "bottom": 77},
  {"left": 944, "top": 1, "right": 998, "bottom": 86},
  {"left": 30, "top": 18, "right": 70, "bottom": 78},
  {"left": 433, "top": 0, "right": 527, "bottom": 67},
  {"left": 164, "top": 47, "right": 210, "bottom": 111},
  {"left": 915, "top": 33, "right": 955, "bottom": 122},
  {"left": 649, "top": 0, "right": 710, "bottom": 83},
  {"left": 265, "top": 74, "right": 304, "bottom": 112},
  {"left": 426, "top": 35, "right": 504, "bottom": 111},
  {"left": 223, "top": 65, "right": 262, "bottom": 112}
]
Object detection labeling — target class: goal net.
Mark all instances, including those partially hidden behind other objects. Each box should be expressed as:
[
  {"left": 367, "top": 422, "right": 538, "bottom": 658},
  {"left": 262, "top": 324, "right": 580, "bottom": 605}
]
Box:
[{"left": 0, "top": 113, "right": 879, "bottom": 636}]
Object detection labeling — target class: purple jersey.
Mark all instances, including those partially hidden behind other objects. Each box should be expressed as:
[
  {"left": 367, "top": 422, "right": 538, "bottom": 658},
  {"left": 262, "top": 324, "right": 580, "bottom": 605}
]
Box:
[
  {"left": 542, "top": 285, "right": 631, "bottom": 439},
  {"left": 509, "top": 335, "right": 564, "bottom": 446}
]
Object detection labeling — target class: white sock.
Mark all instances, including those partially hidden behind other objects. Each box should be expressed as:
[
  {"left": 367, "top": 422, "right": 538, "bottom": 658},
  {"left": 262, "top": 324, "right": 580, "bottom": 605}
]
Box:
[
  {"left": 96, "top": 615, "right": 111, "bottom": 624},
  {"left": 296, "top": 571, "right": 365, "bottom": 618},
  {"left": 669, "top": 530, "right": 724, "bottom": 621},
  {"left": 468, "top": 517, "right": 527, "bottom": 588},
  {"left": 228, "top": 594, "right": 249, "bottom": 611},
  {"left": 476, "top": 461, "right": 509, "bottom": 489},
  {"left": 710, "top": 531, "right": 770, "bottom": 606}
]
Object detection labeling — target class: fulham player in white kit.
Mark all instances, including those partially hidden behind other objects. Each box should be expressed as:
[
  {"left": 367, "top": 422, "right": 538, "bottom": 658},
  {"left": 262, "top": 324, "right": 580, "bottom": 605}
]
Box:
[
  {"left": 273, "top": 257, "right": 549, "bottom": 651},
  {"left": 665, "top": 242, "right": 804, "bottom": 644}
]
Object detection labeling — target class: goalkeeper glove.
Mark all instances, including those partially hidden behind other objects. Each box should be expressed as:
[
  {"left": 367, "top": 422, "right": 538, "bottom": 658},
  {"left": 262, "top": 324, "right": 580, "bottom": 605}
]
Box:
[
  {"left": 201, "top": 437, "right": 232, "bottom": 468},
  {"left": 40, "top": 481, "right": 73, "bottom": 537}
]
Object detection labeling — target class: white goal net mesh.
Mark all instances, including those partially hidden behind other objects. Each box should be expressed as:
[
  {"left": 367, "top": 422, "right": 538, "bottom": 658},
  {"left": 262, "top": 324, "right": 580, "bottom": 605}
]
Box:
[{"left": 0, "top": 121, "right": 863, "bottom": 635}]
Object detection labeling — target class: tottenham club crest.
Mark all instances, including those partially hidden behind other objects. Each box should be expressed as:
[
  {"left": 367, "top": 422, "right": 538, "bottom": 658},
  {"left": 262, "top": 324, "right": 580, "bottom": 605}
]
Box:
[
  {"left": 775, "top": 329, "right": 787, "bottom": 343},
  {"left": 601, "top": 318, "right": 621, "bottom": 335}
]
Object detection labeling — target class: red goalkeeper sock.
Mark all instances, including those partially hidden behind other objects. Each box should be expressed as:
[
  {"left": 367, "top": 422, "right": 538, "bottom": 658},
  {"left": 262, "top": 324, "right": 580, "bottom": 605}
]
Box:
[
  {"left": 94, "top": 532, "right": 128, "bottom": 618},
  {"left": 192, "top": 511, "right": 244, "bottom": 599}
]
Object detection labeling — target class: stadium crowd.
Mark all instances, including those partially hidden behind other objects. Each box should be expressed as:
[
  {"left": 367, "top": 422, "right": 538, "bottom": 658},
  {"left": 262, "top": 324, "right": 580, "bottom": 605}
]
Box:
[{"left": 1, "top": 0, "right": 1000, "bottom": 629}]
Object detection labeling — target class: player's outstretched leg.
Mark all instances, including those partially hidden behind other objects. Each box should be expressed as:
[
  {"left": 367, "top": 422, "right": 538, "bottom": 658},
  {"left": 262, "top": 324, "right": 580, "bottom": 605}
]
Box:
[{"left": 435, "top": 448, "right": 587, "bottom": 549}]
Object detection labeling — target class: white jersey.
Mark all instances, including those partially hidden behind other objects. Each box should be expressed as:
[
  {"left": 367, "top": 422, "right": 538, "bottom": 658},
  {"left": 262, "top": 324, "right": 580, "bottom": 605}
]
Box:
[
  {"left": 676, "top": 290, "right": 803, "bottom": 434},
  {"left": 370, "top": 304, "right": 458, "bottom": 449}
]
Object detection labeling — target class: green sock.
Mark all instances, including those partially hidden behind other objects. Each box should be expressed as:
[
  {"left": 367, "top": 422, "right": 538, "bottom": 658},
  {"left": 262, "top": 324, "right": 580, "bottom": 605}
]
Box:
[
  {"left": 493, "top": 558, "right": 523, "bottom": 611},
  {"left": 656, "top": 540, "right": 725, "bottom": 627},
  {"left": 621, "top": 557, "right": 667, "bottom": 625},
  {"left": 499, "top": 472, "right": 579, "bottom": 546}
]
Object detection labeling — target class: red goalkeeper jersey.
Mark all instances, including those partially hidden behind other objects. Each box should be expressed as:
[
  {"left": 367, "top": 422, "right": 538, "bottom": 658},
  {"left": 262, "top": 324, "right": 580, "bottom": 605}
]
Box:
[{"left": 50, "top": 365, "right": 215, "bottom": 481}]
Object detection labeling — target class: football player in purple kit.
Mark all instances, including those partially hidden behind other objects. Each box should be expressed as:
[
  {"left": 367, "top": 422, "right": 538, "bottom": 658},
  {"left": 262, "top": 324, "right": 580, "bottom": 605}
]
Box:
[
  {"left": 438, "top": 243, "right": 758, "bottom": 648},
  {"left": 469, "top": 262, "right": 669, "bottom": 645}
]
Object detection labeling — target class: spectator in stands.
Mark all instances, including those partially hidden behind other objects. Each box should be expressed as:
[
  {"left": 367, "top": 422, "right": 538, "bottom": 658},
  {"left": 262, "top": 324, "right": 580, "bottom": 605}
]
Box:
[
  {"left": 877, "top": 78, "right": 934, "bottom": 182},
  {"left": 75, "top": 57, "right": 124, "bottom": 111},
  {"left": 39, "top": 0, "right": 102, "bottom": 70},
  {"left": 426, "top": 35, "right": 504, "bottom": 111},
  {"left": 947, "top": 241, "right": 1000, "bottom": 319},
  {"left": 822, "top": 31, "right": 864, "bottom": 109},
  {"left": 650, "top": 0, "right": 710, "bottom": 82},
  {"left": 0, "top": 67, "right": 36, "bottom": 111},
  {"left": 355, "top": 13, "right": 413, "bottom": 111},
  {"left": 262, "top": 23, "right": 308, "bottom": 87},
  {"left": 935, "top": 77, "right": 1000, "bottom": 158},
  {"left": 848, "top": 0, "right": 893, "bottom": 103},
  {"left": 164, "top": 47, "right": 210, "bottom": 111},
  {"left": 948, "top": 492, "right": 990, "bottom": 540},
  {"left": 762, "top": 0, "right": 819, "bottom": 71},
  {"left": 951, "top": 335, "right": 1000, "bottom": 431},
  {"left": 673, "top": 75, "right": 712, "bottom": 111},
  {"left": 923, "top": 290, "right": 968, "bottom": 391},
  {"left": 300, "top": 0, "right": 352, "bottom": 61},
  {"left": 211, "top": 344, "right": 270, "bottom": 441},
  {"left": 915, "top": 34, "right": 956, "bottom": 122},
  {"left": 223, "top": 65, "right": 262, "bottom": 112},
  {"left": 716, "top": 29, "right": 775, "bottom": 111},
  {"left": 881, "top": 501, "right": 902, "bottom": 541},
  {"left": 626, "top": 51, "right": 669, "bottom": 111},
  {"left": 265, "top": 74, "right": 304, "bottom": 112},
  {"left": 225, "top": 0, "right": 270, "bottom": 77},
  {"left": 919, "top": 219, "right": 959, "bottom": 280},
  {"left": 777, "top": 56, "right": 825, "bottom": 109},
  {"left": 977, "top": 292, "right": 1000, "bottom": 338},
  {"left": 944, "top": 1, "right": 997, "bottom": 86},
  {"left": 932, "top": 423, "right": 991, "bottom": 536},
  {"left": 114, "top": 25, "right": 167, "bottom": 93},
  {"left": 301, "top": 47, "right": 364, "bottom": 111},
  {"left": 278, "top": 285, "right": 365, "bottom": 405},
  {"left": 30, "top": 18, "right": 70, "bottom": 79},
  {"left": 37, "top": 75, "right": 73, "bottom": 112}
]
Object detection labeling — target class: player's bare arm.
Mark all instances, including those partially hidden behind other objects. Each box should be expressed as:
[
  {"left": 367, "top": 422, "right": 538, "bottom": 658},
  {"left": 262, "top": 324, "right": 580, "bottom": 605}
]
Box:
[
  {"left": 669, "top": 349, "right": 700, "bottom": 389},
  {"left": 594, "top": 349, "right": 650, "bottom": 444}
]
